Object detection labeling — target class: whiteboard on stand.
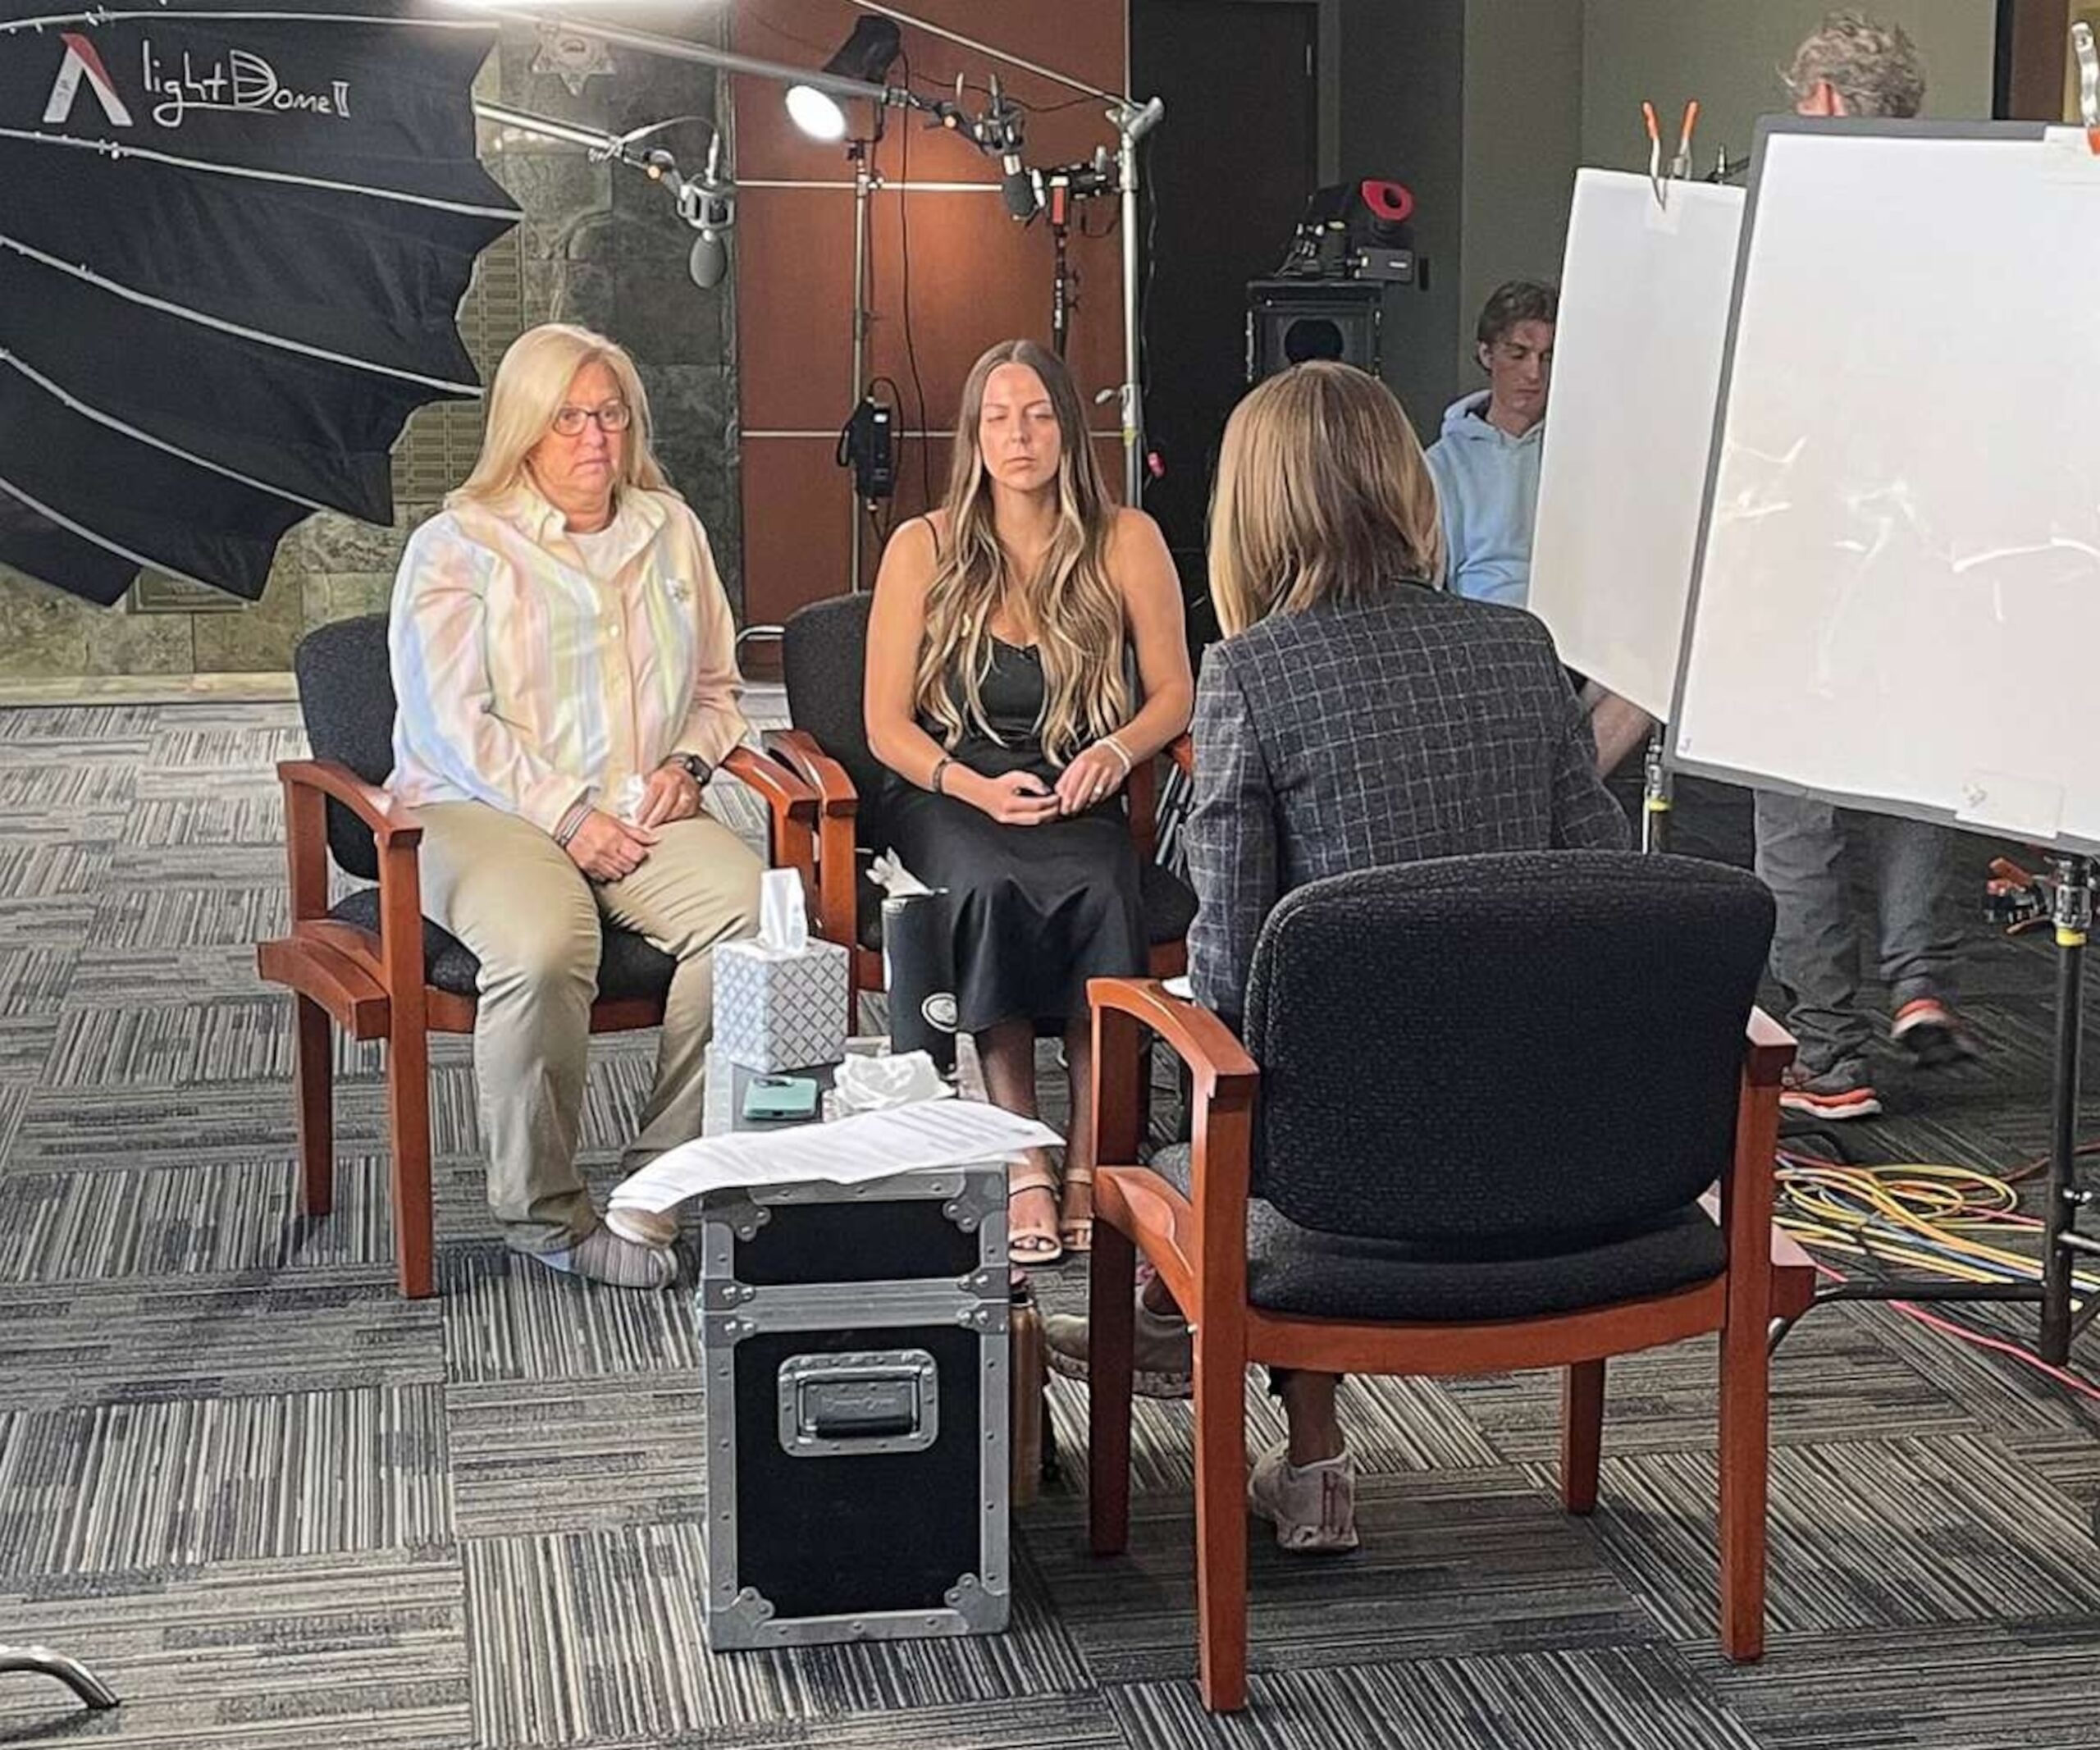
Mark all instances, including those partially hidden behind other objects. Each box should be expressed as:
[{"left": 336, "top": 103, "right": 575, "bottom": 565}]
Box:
[
  {"left": 1528, "top": 170, "right": 1745, "bottom": 720},
  {"left": 1669, "top": 119, "right": 2100, "bottom": 851}
]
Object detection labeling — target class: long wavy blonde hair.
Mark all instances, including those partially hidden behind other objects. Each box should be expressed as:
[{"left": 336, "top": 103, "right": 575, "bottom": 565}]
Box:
[
  {"left": 1208, "top": 361, "right": 1445, "bottom": 637},
  {"left": 915, "top": 340, "right": 1128, "bottom": 764},
  {"left": 451, "top": 323, "right": 670, "bottom": 508}
]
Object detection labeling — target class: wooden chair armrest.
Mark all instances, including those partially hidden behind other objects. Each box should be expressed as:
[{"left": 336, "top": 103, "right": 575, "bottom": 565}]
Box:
[
  {"left": 720, "top": 745, "right": 819, "bottom": 915},
  {"left": 768, "top": 730, "right": 861, "bottom": 948},
  {"left": 1089, "top": 975, "right": 1258, "bottom": 1322},
  {"left": 769, "top": 729, "right": 859, "bottom": 817},
  {"left": 277, "top": 759, "right": 423, "bottom": 847},
  {"left": 1744, "top": 1006, "right": 1796, "bottom": 1086},
  {"left": 1086, "top": 976, "right": 1258, "bottom": 1105},
  {"left": 719, "top": 744, "right": 818, "bottom": 825}
]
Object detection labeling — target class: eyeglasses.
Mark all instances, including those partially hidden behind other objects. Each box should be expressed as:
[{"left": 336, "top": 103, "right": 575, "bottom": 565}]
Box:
[{"left": 550, "top": 401, "right": 633, "bottom": 437}]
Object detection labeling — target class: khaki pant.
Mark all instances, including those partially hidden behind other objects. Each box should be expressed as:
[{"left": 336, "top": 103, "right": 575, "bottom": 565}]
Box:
[{"left": 416, "top": 800, "right": 763, "bottom": 1253}]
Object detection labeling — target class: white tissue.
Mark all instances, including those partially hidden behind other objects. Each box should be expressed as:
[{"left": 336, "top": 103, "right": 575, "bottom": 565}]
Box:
[
  {"left": 752, "top": 866, "right": 810, "bottom": 957},
  {"left": 868, "top": 852, "right": 932, "bottom": 898},
  {"left": 613, "top": 773, "right": 647, "bottom": 825},
  {"left": 832, "top": 1049, "right": 955, "bottom": 1114}
]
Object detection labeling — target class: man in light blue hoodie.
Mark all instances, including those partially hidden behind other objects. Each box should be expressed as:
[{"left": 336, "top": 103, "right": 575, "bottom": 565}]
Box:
[
  {"left": 1427, "top": 281, "right": 1651, "bottom": 772},
  {"left": 1426, "top": 279, "right": 1554, "bottom": 610}
]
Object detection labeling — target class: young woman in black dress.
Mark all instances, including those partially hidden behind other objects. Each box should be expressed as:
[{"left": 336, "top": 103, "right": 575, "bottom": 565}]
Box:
[{"left": 865, "top": 340, "right": 1191, "bottom": 1265}]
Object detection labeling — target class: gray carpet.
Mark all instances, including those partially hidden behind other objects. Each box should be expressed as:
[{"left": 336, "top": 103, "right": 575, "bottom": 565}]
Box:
[{"left": 2, "top": 701, "right": 2100, "bottom": 1748}]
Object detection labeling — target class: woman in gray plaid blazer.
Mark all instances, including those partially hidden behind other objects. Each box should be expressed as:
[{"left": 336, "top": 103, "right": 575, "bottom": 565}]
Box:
[{"left": 1049, "top": 362, "right": 1630, "bottom": 1551}]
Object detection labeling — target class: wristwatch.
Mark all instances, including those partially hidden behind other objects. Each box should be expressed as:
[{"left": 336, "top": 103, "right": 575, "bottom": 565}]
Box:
[{"left": 663, "top": 752, "right": 710, "bottom": 787}]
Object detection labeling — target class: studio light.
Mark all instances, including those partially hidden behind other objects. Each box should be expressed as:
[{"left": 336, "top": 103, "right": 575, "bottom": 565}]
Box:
[{"left": 786, "top": 15, "right": 902, "bottom": 141}]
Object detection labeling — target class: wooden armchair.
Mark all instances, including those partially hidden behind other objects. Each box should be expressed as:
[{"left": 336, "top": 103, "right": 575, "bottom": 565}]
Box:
[
  {"left": 254, "top": 615, "right": 818, "bottom": 1299},
  {"left": 766, "top": 593, "right": 1196, "bottom": 1007},
  {"left": 1082, "top": 852, "right": 1815, "bottom": 1711}
]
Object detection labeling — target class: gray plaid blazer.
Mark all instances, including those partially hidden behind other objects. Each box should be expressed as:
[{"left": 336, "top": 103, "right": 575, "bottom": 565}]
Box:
[{"left": 1185, "top": 586, "right": 1633, "bottom": 1022}]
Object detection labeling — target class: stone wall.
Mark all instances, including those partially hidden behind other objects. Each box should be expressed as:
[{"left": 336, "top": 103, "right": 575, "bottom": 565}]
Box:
[{"left": 0, "top": 14, "right": 740, "bottom": 684}]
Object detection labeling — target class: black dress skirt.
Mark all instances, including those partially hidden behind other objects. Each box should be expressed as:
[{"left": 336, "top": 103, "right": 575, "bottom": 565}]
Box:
[{"left": 881, "top": 637, "right": 1146, "bottom": 1032}]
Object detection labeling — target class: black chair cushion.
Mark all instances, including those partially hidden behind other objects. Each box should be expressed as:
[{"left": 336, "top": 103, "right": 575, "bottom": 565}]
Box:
[
  {"left": 850, "top": 854, "right": 1197, "bottom": 954},
  {"left": 1149, "top": 1145, "right": 1726, "bottom": 1322},
  {"left": 1239, "top": 852, "right": 1774, "bottom": 1254},
  {"left": 329, "top": 889, "right": 678, "bottom": 1002},
  {"left": 293, "top": 615, "right": 397, "bottom": 882}
]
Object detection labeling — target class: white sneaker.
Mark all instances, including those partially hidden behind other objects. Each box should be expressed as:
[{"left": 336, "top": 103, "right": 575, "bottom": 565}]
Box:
[
  {"left": 605, "top": 1205, "right": 679, "bottom": 1249},
  {"left": 1248, "top": 1441, "right": 1358, "bottom": 1554}
]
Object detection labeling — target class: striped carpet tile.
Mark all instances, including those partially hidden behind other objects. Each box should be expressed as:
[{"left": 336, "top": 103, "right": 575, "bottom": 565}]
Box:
[
  {"left": 0, "top": 1385, "right": 450, "bottom": 1573},
  {"left": 1574, "top": 1433, "right": 2100, "bottom": 1643},
  {"left": 0, "top": 1277, "right": 443, "bottom": 1410},
  {"left": 0, "top": 1555, "right": 471, "bottom": 1748},
  {"left": 0, "top": 761, "right": 138, "bottom": 810},
  {"left": 89, "top": 882, "right": 291, "bottom": 951},
  {"left": 439, "top": 1246, "right": 701, "bottom": 1385},
  {"left": 0, "top": 834, "right": 113, "bottom": 898},
  {"left": 44, "top": 997, "right": 301, "bottom": 1088},
  {"left": 1680, "top": 1619, "right": 2100, "bottom": 1750},
  {"left": 1027, "top": 1466, "right": 1659, "bottom": 1684},
  {"left": 1440, "top": 1314, "right": 1984, "bottom": 1463},
  {"left": 7, "top": 1082, "right": 314, "bottom": 1169},
  {"left": 462, "top": 1522, "right": 1094, "bottom": 1743},
  {"left": 446, "top": 1374, "right": 706, "bottom": 1538},
  {"left": 0, "top": 1156, "right": 409, "bottom": 1283},
  {"left": 1108, "top": 1643, "right": 1763, "bottom": 1750},
  {"left": 0, "top": 703, "right": 161, "bottom": 742},
  {"left": 123, "top": 792, "right": 285, "bottom": 848}
]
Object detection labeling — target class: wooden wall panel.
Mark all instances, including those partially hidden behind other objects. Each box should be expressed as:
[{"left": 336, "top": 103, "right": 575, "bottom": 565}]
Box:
[
  {"left": 743, "top": 432, "right": 1125, "bottom": 624},
  {"left": 733, "top": 0, "right": 1130, "bottom": 626}
]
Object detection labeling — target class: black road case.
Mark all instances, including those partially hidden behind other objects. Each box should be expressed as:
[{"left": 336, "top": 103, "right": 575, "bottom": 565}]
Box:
[{"left": 696, "top": 1164, "right": 1011, "bottom": 1648}]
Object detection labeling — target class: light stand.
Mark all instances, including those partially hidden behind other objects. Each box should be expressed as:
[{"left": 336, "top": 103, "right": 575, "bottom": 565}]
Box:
[
  {"left": 1641, "top": 723, "right": 1671, "bottom": 854},
  {"left": 847, "top": 126, "right": 879, "bottom": 590}
]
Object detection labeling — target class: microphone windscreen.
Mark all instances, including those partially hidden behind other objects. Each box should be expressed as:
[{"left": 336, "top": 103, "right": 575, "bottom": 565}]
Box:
[
  {"left": 1002, "top": 165, "right": 1039, "bottom": 221},
  {"left": 689, "top": 231, "right": 728, "bottom": 290}
]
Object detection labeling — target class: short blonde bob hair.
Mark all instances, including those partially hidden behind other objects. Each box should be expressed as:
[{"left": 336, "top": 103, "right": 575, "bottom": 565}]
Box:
[
  {"left": 1207, "top": 361, "right": 1444, "bottom": 637},
  {"left": 451, "top": 322, "right": 670, "bottom": 507}
]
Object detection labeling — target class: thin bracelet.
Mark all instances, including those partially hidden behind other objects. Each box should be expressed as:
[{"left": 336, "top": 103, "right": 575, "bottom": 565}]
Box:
[
  {"left": 929, "top": 755, "right": 955, "bottom": 796},
  {"left": 1101, "top": 734, "right": 1134, "bottom": 778},
  {"left": 553, "top": 799, "right": 591, "bottom": 847}
]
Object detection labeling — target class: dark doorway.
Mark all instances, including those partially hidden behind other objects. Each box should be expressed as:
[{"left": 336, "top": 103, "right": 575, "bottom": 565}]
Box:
[{"left": 1132, "top": 0, "right": 1320, "bottom": 644}]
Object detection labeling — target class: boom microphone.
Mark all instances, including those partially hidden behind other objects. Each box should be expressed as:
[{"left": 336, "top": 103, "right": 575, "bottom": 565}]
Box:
[
  {"left": 689, "top": 226, "right": 728, "bottom": 290},
  {"left": 983, "top": 77, "right": 1039, "bottom": 221},
  {"left": 1002, "top": 159, "right": 1039, "bottom": 221},
  {"left": 683, "top": 131, "right": 733, "bottom": 290}
]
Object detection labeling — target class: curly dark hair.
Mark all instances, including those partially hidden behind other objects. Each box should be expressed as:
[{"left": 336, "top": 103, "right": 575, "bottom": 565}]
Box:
[{"left": 1476, "top": 281, "right": 1559, "bottom": 352}]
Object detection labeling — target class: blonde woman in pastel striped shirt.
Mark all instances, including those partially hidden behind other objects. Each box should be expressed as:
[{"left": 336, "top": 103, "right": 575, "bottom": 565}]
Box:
[{"left": 387, "top": 323, "right": 762, "bottom": 1288}]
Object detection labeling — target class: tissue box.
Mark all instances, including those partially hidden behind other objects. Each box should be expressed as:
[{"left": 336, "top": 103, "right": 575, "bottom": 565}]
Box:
[{"left": 713, "top": 939, "right": 851, "bottom": 1072}]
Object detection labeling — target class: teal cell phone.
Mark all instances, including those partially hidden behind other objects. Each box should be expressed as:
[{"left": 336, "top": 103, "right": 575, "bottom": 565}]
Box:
[{"left": 742, "top": 1075, "right": 820, "bottom": 1122}]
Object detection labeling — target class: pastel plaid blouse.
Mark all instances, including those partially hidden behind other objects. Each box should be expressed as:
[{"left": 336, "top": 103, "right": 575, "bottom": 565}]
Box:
[{"left": 386, "top": 482, "right": 747, "bottom": 834}]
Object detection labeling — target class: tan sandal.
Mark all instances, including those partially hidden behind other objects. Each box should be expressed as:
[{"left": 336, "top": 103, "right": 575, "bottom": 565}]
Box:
[
  {"left": 1058, "top": 1163, "right": 1094, "bottom": 1254},
  {"left": 1007, "top": 1155, "right": 1064, "bottom": 1268}
]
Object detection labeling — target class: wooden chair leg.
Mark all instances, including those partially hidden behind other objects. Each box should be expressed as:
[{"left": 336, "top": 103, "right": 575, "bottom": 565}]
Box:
[
  {"left": 1191, "top": 1318, "right": 1249, "bottom": 1713},
  {"left": 1718, "top": 1305, "right": 1770, "bottom": 1661},
  {"left": 1088, "top": 1218, "right": 1137, "bottom": 1557},
  {"left": 293, "top": 995, "right": 335, "bottom": 1218},
  {"left": 385, "top": 1019, "right": 436, "bottom": 1300},
  {"left": 1560, "top": 1358, "right": 1605, "bottom": 1515}
]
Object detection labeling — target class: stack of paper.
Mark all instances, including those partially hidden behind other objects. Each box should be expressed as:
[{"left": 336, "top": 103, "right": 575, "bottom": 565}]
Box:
[{"left": 608, "top": 1101, "right": 1061, "bottom": 1215}]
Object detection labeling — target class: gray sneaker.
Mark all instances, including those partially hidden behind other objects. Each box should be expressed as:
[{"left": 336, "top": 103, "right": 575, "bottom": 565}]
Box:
[
  {"left": 1044, "top": 1295, "right": 1194, "bottom": 1399},
  {"left": 530, "top": 1227, "right": 677, "bottom": 1289},
  {"left": 1248, "top": 1441, "right": 1358, "bottom": 1554}
]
